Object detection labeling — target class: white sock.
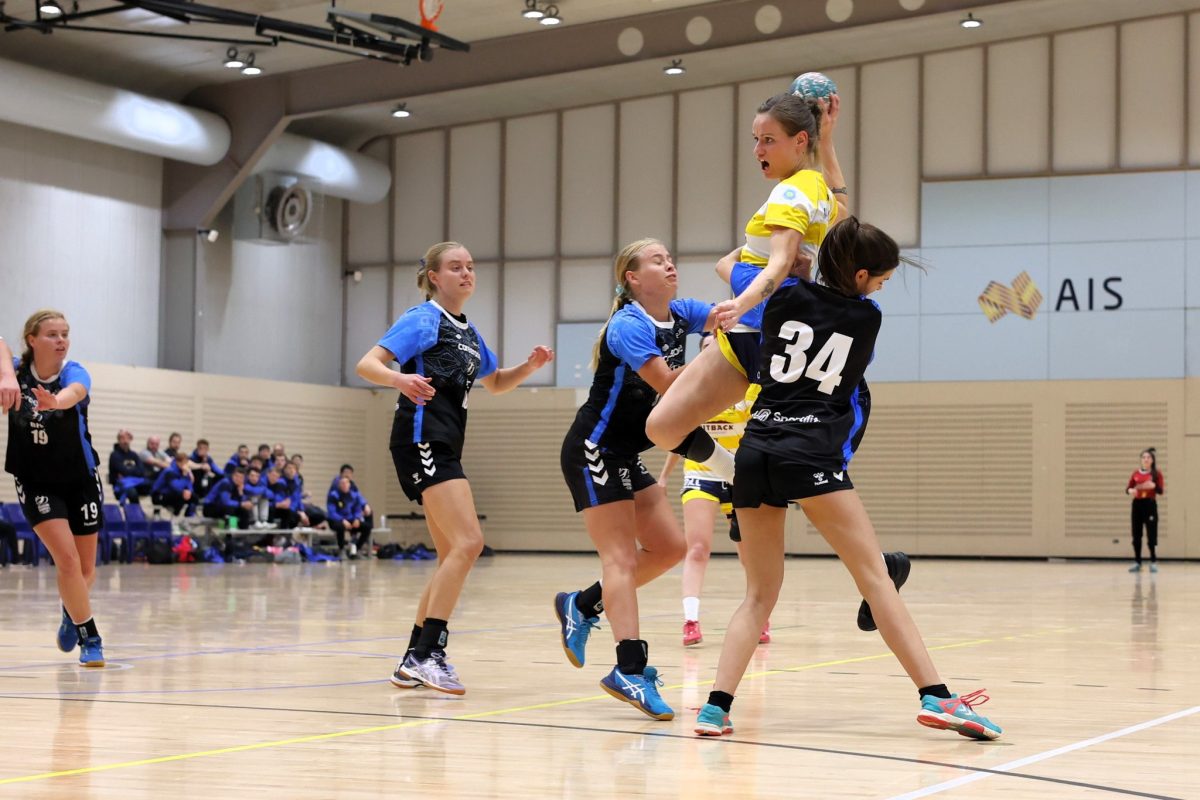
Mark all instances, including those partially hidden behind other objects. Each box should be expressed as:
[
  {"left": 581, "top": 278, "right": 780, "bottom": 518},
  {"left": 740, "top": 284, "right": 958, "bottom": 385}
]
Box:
[
  {"left": 683, "top": 596, "right": 700, "bottom": 621},
  {"left": 697, "top": 444, "right": 735, "bottom": 483}
]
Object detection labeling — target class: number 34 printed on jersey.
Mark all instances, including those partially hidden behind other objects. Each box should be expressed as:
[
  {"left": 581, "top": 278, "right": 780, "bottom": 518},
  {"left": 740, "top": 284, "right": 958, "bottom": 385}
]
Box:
[{"left": 768, "top": 321, "right": 852, "bottom": 394}]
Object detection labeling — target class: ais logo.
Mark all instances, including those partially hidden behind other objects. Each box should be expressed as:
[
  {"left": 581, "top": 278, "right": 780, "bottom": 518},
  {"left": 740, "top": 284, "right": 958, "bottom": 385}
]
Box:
[{"left": 979, "top": 273, "right": 1123, "bottom": 323}]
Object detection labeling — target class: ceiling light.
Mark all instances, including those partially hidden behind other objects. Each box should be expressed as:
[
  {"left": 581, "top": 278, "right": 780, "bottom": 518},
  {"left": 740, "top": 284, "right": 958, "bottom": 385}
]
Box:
[
  {"left": 39, "top": 1, "right": 64, "bottom": 17},
  {"left": 223, "top": 46, "right": 244, "bottom": 69},
  {"left": 521, "top": 0, "right": 544, "bottom": 20},
  {"left": 663, "top": 59, "right": 685, "bottom": 76},
  {"left": 241, "top": 53, "right": 262, "bottom": 76},
  {"left": 539, "top": 4, "right": 561, "bottom": 25},
  {"left": 960, "top": 12, "right": 982, "bottom": 29},
  {"left": 391, "top": 103, "right": 411, "bottom": 119}
]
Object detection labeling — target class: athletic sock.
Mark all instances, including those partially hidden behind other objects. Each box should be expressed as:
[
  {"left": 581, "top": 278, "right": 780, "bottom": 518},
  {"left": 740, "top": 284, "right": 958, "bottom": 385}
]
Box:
[
  {"left": 683, "top": 596, "right": 700, "bottom": 622},
  {"left": 407, "top": 624, "right": 422, "bottom": 652},
  {"left": 615, "top": 639, "right": 648, "bottom": 675},
  {"left": 75, "top": 617, "right": 99, "bottom": 641},
  {"left": 707, "top": 690, "right": 734, "bottom": 713},
  {"left": 413, "top": 618, "right": 448, "bottom": 660},
  {"left": 919, "top": 683, "right": 951, "bottom": 700},
  {"left": 575, "top": 581, "right": 604, "bottom": 617}
]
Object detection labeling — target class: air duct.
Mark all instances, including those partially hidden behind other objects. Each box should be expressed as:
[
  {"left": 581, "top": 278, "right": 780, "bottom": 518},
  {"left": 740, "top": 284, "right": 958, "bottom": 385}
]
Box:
[
  {"left": 253, "top": 133, "right": 391, "bottom": 204},
  {"left": 0, "top": 58, "right": 230, "bottom": 166}
]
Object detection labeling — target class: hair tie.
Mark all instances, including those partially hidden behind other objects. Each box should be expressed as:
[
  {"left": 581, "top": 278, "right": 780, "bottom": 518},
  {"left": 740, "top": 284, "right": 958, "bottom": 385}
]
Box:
[
  {"left": 419, "top": 258, "right": 427, "bottom": 268},
  {"left": 615, "top": 284, "right": 623, "bottom": 296}
]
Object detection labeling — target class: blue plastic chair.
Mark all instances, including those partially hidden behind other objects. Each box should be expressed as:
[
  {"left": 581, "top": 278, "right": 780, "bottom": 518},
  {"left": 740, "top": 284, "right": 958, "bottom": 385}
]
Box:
[
  {"left": 102, "top": 503, "right": 135, "bottom": 563},
  {"left": 1, "top": 503, "right": 39, "bottom": 567},
  {"left": 124, "top": 503, "right": 172, "bottom": 548}
]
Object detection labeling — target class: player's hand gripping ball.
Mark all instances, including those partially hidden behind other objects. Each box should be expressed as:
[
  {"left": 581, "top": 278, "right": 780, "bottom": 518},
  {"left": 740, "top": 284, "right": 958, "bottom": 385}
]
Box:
[{"left": 789, "top": 72, "right": 837, "bottom": 101}]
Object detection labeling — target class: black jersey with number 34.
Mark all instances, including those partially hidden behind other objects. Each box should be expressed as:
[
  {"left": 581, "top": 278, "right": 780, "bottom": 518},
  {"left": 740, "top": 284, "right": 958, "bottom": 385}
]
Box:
[{"left": 742, "top": 281, "right": 882, "bottom": 470}]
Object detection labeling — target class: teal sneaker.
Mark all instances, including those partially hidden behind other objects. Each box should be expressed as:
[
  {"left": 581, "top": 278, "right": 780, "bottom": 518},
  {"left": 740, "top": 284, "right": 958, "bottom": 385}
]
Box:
[
  {"left": 600, "top": 666, "right": 674, "bottom": 720},
  {"left": 554, "top": 591, "right": 599, "bottom": 668},
  {"left": 694, "top": 703, "right": 733, "bottom": 736},
  {"left": 78, "top": 636, "right": 105, "bottom": 668},
  {"left": 917, "top": 689, "right": 1001, "bottom": 740},
  {"left": 57, "top": 608, "right": 78, "bottom": 653}
]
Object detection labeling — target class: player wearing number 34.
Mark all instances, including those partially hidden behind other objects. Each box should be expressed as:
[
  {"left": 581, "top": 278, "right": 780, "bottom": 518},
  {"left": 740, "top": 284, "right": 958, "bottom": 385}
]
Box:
[{"left": 1, "top": 310, "right": 108, "bottom": 667}]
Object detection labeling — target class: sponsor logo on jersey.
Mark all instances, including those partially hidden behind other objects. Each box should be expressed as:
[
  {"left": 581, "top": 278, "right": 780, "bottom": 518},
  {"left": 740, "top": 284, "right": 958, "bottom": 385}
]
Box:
[
  {"left": 619, "top": 467, "right": 632, "bottom": 491},
  {"left": 456, "top": 342, "right": 481, "bottom": 360},
  {"left": 702, "top": 422, "right": 738, "bottom": 436},
  {"left": 978, "top": 271, "right": 1042, "bottom": 322},
  {"left": 36, "top": 495, "right": 50, "bottom": 514},
  {"left": 812, "top": 472, "right": 828, "bottom": 486},
  {"left": 752, "top": 409, "right": 821, "bottom": 424}
]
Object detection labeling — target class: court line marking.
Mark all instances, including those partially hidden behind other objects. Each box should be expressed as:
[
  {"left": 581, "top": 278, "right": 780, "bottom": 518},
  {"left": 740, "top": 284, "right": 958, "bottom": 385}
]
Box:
[
  {"left": 0, "top": 696, "right": 1181, "bottom": 800},
  {"left": 881, "top": 705, "right": 1200, "bottom": 800},
  {"left": 0, "top": 630, "right": 1049, "bottom": 785}
]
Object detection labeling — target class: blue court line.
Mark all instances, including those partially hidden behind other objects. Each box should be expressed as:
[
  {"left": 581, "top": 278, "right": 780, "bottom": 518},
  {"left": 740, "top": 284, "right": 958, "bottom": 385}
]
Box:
[{"left": 0, "top": 678, "right": 390, "bottom": 697}]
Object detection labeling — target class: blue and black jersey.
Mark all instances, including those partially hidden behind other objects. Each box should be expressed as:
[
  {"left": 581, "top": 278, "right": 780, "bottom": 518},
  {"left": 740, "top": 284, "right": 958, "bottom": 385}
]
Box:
[
  {"left": 742, "top": 278, "right": 880, "bottom": 470},
  {"left": 151, "top": 462, "right": 193, "bottom": 496},
  {"left": 4, "top": 357, "right": 99, "bottom": 486},
  {"left": 568, "top": 299, "right": 711, "bottom": 456},
  {"left": 378, "top": 300, "right": 498, "bottom": 457}
]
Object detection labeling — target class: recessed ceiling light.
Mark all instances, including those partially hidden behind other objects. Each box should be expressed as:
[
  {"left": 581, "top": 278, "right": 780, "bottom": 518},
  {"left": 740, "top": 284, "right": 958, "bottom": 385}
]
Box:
[
  {"left": 664, "top": 59, "right": 685, "bottom": 76},
  {"left": 241, "top": 53, "right": 262, "bottom": 76},
  {"left": 223, "top": 46, "right": 244, "bottom": 69},
  {"left": 539, "top": 4, "right": 561, "bottom": 25},
  {"left": 960, "top": 12, "right": 982, "bottom": 29},
  {"left": 521, "top": 0, "right": 544, "bottom": 20},
  {"left": 391, "top": 103, "right": 411, "bottom": 119},
  {"left": 39, "top": 1, "right": 64, "bottom": 17}
]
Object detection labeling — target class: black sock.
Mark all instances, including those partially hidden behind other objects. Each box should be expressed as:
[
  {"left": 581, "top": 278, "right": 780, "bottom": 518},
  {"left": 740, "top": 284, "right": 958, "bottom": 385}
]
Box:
[
  {"left": 413, "top": 618, "right": 448, "bottom": 659},
  {"left": 575, "top": 581, "right": 604, "bottom": 617},
  {"left": 75, "top": 617, "right": 99, "bottom": 642},
  {"left": 670, "top": 428, "right": 716, "bottom": 461},
  {"left": 616, "top": 638, "right": 648, "bottom": 675},
  {"left": 919, "top": 683, "right": 951, "bottom": 700},
  {"left": 707, "top": 690, "right": 734, "bottom": 713},
  {"left": 407, "top": 624, "right": 422, "bottom": 652}
]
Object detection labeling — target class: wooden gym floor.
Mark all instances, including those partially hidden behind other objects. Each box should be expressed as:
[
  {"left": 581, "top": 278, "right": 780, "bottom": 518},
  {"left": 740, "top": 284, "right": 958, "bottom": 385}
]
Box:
[{"left": 0, "top": 555, "right": 1195, "bottom": 799}]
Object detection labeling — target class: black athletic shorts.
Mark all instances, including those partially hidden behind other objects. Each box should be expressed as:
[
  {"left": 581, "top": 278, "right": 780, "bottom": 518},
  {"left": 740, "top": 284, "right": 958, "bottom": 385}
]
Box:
[
  {"left": 13, "top": 471, "right": 103, "bottom": 535},
  {"left": 391, "top": 441, "right": 467, "bottom": 504},
  {"left": 732, "top": 445, "right": 854, "bottom": 509},
  {"left": 561, "top": 434, "right": 656, "bottom": 513},
  {"left": 716, "top": 329, "right": 763, "bottom": 382}
]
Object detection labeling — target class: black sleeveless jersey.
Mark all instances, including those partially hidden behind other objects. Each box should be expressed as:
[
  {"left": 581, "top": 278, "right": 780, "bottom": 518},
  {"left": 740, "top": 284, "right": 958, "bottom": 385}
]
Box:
[
  {"left": 742, "top": 281, "right": 881, "bottom": 469},
  {"left": 4, "top": 358, "right": 100, "bottom": 485},
  {"left": 569, "top": 298, "right": 711, "bottom": 456}
]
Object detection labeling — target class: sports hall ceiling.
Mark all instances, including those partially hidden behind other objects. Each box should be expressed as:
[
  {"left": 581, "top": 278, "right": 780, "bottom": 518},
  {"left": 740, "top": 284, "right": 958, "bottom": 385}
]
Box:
[{"left": 2, "top": 0, "right": 1200, "bottom": 147}]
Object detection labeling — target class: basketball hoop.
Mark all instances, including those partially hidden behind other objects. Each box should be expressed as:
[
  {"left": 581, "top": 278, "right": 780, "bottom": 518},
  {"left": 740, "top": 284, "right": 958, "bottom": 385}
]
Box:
[{"left": 419, "top": 0, "right": 444, "bottom": 31}]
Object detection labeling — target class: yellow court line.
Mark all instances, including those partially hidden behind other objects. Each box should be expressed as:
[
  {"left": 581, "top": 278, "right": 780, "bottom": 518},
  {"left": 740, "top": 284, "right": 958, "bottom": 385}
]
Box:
[{"left": 0, "top": 631, "right": 1027, "bottom": 785}]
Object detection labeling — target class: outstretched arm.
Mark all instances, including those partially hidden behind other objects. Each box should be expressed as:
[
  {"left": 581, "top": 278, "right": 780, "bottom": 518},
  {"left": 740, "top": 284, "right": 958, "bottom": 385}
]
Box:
[
  {"left": 0, "top": 338, "right": 18, "bottom": 413},
  {"left": 480, "top": 345, "right": 554, "bottom": 394}
]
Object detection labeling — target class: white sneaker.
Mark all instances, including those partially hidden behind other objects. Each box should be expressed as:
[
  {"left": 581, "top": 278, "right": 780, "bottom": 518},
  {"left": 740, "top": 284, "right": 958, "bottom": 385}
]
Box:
[{"left": 399, "top": 652, "right": 465, "bottom": 695}]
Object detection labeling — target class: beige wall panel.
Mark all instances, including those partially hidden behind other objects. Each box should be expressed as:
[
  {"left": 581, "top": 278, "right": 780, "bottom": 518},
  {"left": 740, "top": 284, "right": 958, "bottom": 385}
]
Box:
[
  {"left": 449, "top": 122, "right": 502, "bottom": 260},
  {"left": 504, "top": 114, "right": 558, "bottom": 260},
  {"left": 923, "top": 48, "right": 984, "bottom": 177},
  {"left": 859, "top": 58, "right": 920, "bottom": 246},
  {"left": 822, "top": 66, "right": 857, "bottom": 198},
  {"left": 1120, "top": 17, "right": 1185, "bottom": 169},
  {"left": 618, "top": 96, "right": 674, "bottom": 247},
  {"left": 1192, "top": 15, "right": 1200, "bottom": 164},
  {"left": 468, "top": 261, "right": 501, "bottom": 357},
  {"left": 391, "top": 263, "right": 426, "bottom": 318},
  {"left": 677, "top": 255, "right": 729, "bottom": 308},
  {"left": 677, "top": 86, "right": 735, "bottom": 254},
  {"left": 559, "top": 259, "right": 613, "bottom": 322},
  {"left": 392, "top": 131, "right": 445, "bottom": 262},
  {"left": 345, "top": 139, "right": 391, "bottom": 266},
  {"left": 501, "top": 261, "right": 555, "bottom": 385},
  {"left": 736, "top": 76, "right": 789, "bottom": 230},
  {"left": 987, "top": 37, "right": 1050, "bottom": 174},
  {"left": 343, "top": 268, "right": 389, "bottom": 387},
  {"left": 1053, "top": 27, "right": 1117, "bottom": 172},
  {"left": 561, "top": 105, "right": 616, "bottom": 257}
]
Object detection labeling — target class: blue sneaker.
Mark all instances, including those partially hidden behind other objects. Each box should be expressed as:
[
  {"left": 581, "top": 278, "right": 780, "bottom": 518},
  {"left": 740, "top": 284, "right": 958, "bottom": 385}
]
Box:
[
  {"left": 694, "top": 703, "right": 733, "bottom": 736},
  {"left": 56, "top": 608, "right": 78, "bottom": 653},
  {"left": 599, "top": 666, "right": 674, "bottom": 720},
  {"left": 79, "top": 636, "right": 105, "bottom": 668},
  {"left": 917, "top": 689, "right": 1001, "bottom": 740},
  {"left": 554, "top": 591, "right": 598, "bottom": 668}
]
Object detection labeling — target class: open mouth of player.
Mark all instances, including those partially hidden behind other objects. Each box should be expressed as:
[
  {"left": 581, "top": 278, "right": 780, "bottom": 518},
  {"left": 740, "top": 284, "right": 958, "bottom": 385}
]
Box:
[{"left": 760, "top": 159, "right": 770, "bottom": 172}]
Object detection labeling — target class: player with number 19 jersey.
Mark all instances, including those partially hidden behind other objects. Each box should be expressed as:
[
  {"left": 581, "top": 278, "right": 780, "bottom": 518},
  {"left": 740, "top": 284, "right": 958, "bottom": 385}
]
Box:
[{"left": 740, "top": 278, "right": 880, "bottom": 473}]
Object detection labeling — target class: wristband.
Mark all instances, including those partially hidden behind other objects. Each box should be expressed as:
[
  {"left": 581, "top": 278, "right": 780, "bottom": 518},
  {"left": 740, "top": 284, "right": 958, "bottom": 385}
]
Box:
[{"left": 830, "top": 186, "right": 849, "bottom": 196}]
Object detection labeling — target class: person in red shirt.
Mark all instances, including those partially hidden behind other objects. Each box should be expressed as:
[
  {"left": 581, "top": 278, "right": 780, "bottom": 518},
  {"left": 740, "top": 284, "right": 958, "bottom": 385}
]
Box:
[{"left": 1126, "top": 448, "right": 1164, "bottom": 573}]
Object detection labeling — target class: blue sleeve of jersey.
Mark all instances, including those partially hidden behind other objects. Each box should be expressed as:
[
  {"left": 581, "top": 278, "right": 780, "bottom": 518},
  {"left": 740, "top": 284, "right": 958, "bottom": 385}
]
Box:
[
  {"left": 378, "top": 305, "right": 440, "bottom": 365},
  {"left": 730, "top": 262, "right": 758, "bottom": 296},
  {"left": 60, "top": 361, "right": 91, "bottom": 391},
  {"left": 606, "top": 312, "right": 660, "bottom": 370},
  {"left": 472, "top": 325, "right": 498, "bottom": 379},
  {"left": 670, "top": 298, "right": 714, "bottom": 335},
  {"left": 151, "top": 469, "right": 169, "bottom": 495}
]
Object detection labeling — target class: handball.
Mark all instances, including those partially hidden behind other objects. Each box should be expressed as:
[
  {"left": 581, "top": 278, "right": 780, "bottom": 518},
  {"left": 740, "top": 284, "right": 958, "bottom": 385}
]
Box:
[{"left": 789, "top": 72, "right": 837, "bottom": 101}]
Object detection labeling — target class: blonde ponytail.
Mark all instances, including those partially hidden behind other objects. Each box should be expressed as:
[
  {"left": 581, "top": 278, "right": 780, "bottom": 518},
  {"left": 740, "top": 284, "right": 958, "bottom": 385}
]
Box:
[{"left": 589, "top": 238, "right": 661, "bottom": 372}]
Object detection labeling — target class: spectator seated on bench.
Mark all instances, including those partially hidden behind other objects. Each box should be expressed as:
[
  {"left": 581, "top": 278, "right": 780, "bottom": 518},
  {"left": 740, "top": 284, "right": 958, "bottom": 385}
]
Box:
[
  {"left": 329, "top": 463, "right": 375, "bottom": 535},
  {"left": 224, "top": 444, "right": 250, "bottom": 477},
  {"left": 151, "top": 451, "right": 197, "bottom": 517},
  {"left": 244, "top": 463, "right": 273, "bottom": 529},
  {"left": 269, "top": 463, "right": 309, "bottom": 530},
  {"left": 290, "top": 453, "right": 326, "bottom": 527},
  {"left": 109, "top": 428, "right": 150, "bottom": 505},
  {"left": 189, "top": 439, "right": 220, "bottom": 496},
  {"left": 139, "top": 435, "right": 170, "bottom": 484},
  {"left": 202, "top": 467, "right": 253, "bottom": 530},
  {"left": 328, "top": 475, "right": 371, "bottom": 558}
]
